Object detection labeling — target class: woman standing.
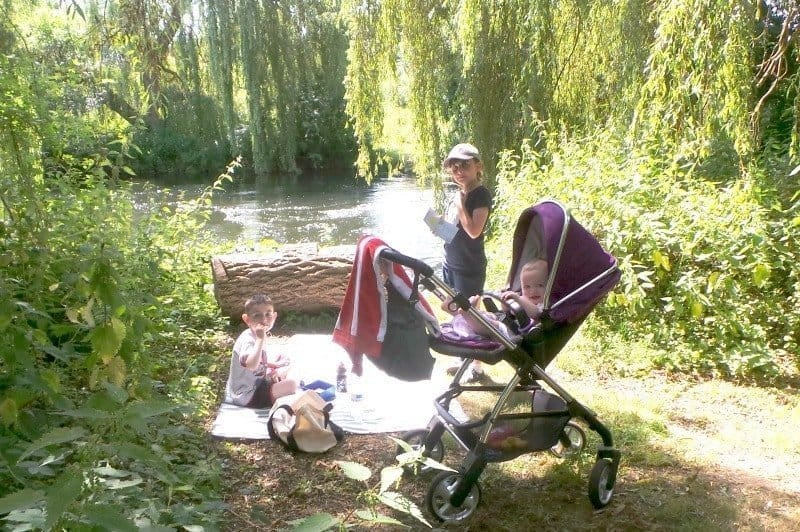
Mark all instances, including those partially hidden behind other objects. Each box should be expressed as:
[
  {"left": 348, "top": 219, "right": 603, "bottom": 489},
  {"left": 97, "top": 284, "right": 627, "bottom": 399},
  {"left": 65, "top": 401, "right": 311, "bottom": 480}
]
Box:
[{"left": 441, "top": 142, "right": 492, "bottom": 382}]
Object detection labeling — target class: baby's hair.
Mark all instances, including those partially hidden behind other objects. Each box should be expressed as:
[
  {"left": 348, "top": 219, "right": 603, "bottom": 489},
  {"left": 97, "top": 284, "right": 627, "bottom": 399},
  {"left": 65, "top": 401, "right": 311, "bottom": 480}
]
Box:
[
  {"left": 244, "top": 293, "right": 273, "bottom": 313},
  {"left": 521, "top": 258, "right": 548, "bottom": 273}
]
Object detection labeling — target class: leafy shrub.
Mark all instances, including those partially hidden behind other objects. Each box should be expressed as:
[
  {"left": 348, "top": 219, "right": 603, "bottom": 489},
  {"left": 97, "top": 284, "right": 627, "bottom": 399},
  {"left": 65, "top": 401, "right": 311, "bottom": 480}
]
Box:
[
  {"left": 493, "top": 131, "right": 799, "bottom": 380},
  {"left": 0, "top": 146, "right": 237, "bottom": 527}
]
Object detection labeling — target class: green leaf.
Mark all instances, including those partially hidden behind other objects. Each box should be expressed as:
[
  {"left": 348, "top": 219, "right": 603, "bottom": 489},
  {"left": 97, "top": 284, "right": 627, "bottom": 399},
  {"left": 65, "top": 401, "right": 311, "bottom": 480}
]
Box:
[
  {"left": 752, "top": 263, "right": 770, "bottom": 288},
  {"left": 3, "top": 507, "right": 46, "bottom": 528},
  {"left": 377, "top": 491, "right": 430, "bottom": 527},
  {"left": 103, "top": 382, "right": 129, "bottom": 404},
  {"left": 18, "top": 426, "right": 88, "bottom": 462},
  {"left": 84, "top": 504, "right": 138, "bottom": 532},
  {"left": 379, "top": 465, "right": 404, "bottom": 494},
  {"left": 334, "top": 460, "right": 371, "bottom": 481},
  {"left": 90, "top": 321, "right": 124, "bottom": 362},
  {"left": 93, "top": 465, "right": 132, "bottom": 478},
  {"left": 44, "top": 472, "right": 83, "bottom": 530},
  {"left": 0, "top": 397, "right": 19, "bottom": 425},
  {"left": 104, "top": 476, "right": 144, "bottom": 490},
  {"left": 287, "top": 512, "right": 340, "bottom": 531},
  {"left": 389, "top": 436, "right": 411, "bottom": 453},
  {"left": 354, "top": 509, "right": 405, "bottom": 525},
  {"left": 0, "top": 488, "right": 45, "bottom": 514},
  {"left": 652, "top": 250, "right": 671, "bottom": 271}
]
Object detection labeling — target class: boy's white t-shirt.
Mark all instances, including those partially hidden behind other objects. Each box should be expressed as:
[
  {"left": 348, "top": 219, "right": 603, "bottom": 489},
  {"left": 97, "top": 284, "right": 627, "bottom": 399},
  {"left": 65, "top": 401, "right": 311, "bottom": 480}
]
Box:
[{"left": 224, "top": 329, "right": 268, "bottom": 406}]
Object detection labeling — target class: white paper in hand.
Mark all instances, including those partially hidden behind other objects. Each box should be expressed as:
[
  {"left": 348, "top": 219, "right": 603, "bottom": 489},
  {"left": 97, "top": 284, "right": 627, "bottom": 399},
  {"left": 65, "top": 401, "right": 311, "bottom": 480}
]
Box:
[{"left": 424, "top": 208, "right": 458, "bottom": 243}]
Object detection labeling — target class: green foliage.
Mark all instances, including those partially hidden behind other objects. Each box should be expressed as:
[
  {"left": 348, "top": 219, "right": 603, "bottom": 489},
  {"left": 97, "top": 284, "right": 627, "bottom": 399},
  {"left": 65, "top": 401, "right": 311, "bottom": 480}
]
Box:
[
  {"left": 341, "top": 1, "right": 655, "bottom": 184},
  {"left": 288, "top": 438, "right": 452, "bottom": 530},
  {"left": 206, "top": 0, "right": 356, "bottom": 179},
  {"left": 1, "top": 111, "right": 236, "bottom": 528},
  {"left": 494, "top": 131, "right": 799, "bottom": 380},
  {"left": 634, "top": 0, "right": 755, "bottom": 168}
]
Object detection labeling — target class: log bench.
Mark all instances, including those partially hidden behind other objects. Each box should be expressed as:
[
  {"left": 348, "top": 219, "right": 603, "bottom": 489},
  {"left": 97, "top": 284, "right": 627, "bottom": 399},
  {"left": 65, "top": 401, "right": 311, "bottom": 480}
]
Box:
[{"left": 211, "top": 243, "right": 355, "bottom": 320}]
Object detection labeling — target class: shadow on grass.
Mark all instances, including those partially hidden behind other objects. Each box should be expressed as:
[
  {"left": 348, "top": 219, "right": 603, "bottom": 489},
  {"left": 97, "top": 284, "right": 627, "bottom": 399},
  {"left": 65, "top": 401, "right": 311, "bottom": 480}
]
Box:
[
  {"left": 203, "top": 328, "right": 798, "bottom": 531},
  {"left": 410, "top": 408, "right": 798, "bottom": 531}
]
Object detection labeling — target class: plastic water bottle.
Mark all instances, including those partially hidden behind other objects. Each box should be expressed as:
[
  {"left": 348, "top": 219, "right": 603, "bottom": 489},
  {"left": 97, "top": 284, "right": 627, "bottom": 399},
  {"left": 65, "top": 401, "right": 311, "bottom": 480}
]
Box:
[
  {"left": 350, "top": 374, "right": 364, "bottom": 403},
  {"left": 350, "top": 373, "right": 365, "bottom": 423},
  {"left": 336, "top": 362, "right": 347, "bottom": 393}
]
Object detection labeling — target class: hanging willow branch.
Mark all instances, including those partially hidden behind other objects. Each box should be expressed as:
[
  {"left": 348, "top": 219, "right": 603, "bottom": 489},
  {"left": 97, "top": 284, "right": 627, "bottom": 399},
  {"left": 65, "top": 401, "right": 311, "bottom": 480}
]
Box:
[{"left": 753, "top": 6, "right": 798, "bottom": 124}]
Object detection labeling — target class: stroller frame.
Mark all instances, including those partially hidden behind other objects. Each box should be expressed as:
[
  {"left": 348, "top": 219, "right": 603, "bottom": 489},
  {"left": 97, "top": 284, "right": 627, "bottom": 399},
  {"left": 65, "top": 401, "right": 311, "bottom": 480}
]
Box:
[{"left": 381, "top": 200, "right": 621, "bottom": 524}]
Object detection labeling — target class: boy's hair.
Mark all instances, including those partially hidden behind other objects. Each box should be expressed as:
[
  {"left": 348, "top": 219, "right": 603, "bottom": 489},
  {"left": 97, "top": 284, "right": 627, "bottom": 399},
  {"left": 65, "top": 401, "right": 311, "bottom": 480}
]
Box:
[{"left": 244, "top": 294, "right": 273, "bottom": 314}]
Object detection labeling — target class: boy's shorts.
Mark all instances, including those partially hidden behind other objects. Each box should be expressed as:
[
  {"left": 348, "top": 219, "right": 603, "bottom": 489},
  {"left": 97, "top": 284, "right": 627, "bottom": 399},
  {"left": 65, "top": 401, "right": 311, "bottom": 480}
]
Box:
[{"left": 246, "top": 377, "right": 273, "bottom": 408}]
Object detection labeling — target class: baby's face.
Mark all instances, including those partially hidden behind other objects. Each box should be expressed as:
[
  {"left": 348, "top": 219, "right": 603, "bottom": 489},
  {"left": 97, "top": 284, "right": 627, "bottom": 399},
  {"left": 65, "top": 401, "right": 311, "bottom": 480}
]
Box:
[{"left": 520, "top": 263, "right": 547, "bottom": 304}]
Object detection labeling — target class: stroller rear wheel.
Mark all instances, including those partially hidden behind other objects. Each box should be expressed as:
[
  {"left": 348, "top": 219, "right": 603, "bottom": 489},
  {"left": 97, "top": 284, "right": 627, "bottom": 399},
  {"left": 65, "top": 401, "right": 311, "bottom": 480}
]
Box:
[
  {"left": 548, "top": 422, "right": 586, "bottom": 458},
  {"left": 588, "top": 459, "right": 615, "bottom": 508},
  {"left": 426, "top": 471, "right": 481, "bottom": 524},
  {"left": 397, "top": 429, "right": 445, "bottom": 474}
]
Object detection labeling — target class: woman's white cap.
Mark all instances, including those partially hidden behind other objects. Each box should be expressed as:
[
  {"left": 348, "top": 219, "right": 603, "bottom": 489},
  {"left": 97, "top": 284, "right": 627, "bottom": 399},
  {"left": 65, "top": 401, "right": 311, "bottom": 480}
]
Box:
[{"left": 443, "top": 143, "right": 481, "bottom": 167}]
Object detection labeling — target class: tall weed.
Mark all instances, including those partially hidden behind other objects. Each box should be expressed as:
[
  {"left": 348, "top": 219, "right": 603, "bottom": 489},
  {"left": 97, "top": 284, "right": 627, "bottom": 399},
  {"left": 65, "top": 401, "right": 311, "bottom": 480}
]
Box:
[{"left": 0, "top": 154, "right": 236, "bottom": 528}]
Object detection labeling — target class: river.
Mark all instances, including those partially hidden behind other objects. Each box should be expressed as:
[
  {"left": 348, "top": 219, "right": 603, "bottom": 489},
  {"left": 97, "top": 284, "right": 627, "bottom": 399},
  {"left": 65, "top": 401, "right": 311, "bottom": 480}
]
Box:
[{"left": 134, "top": 175, "right": 446, "bottom": 270}]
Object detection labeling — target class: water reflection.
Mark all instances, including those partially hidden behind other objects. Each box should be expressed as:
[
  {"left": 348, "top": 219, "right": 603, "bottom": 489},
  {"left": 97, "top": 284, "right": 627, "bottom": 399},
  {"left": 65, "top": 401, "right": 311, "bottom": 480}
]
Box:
[{"left": 134, "top": 176, "right": 445, "bottom": 269}]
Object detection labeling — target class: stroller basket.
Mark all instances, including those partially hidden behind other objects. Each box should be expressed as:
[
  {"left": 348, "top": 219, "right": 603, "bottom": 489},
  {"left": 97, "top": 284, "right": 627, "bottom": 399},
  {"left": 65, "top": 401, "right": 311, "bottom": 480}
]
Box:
[{"left": 482, "top": 389, "right": 571, "bottom": 456}]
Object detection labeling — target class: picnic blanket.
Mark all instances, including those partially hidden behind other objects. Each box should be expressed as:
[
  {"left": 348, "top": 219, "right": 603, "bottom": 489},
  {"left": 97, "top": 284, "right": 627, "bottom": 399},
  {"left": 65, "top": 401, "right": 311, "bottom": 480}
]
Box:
[{"left": 211, "top": 334, "right": 465, "bottom": 439}]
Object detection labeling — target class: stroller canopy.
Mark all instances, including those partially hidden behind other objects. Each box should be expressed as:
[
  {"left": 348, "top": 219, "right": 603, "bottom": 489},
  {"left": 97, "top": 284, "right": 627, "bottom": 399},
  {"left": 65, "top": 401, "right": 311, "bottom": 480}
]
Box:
[{"left": 506, "top": 200, "right": 619, "bottom": 324}]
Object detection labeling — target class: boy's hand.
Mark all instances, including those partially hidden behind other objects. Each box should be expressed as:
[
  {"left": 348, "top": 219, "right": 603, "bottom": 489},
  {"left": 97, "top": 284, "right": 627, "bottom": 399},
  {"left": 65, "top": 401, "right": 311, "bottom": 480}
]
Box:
[
  {"left": 252, "top": 322, "right": 269, "bottom": 339},
  {"left": 268, "top": 354, "right": 290, "bottom": 369}
]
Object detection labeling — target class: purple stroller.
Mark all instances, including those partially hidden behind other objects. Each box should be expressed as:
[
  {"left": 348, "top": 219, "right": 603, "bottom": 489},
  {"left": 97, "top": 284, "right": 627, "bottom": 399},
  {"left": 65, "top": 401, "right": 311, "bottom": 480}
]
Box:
[{"left": 379, "top": 200, "right": 621, "bottom": 524}]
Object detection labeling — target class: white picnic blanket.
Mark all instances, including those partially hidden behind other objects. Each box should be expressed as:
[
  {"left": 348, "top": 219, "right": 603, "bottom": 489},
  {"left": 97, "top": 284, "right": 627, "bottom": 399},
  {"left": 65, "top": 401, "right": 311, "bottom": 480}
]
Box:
[{"left": 211, "top": 334, "right": 465, "bottom": 439}]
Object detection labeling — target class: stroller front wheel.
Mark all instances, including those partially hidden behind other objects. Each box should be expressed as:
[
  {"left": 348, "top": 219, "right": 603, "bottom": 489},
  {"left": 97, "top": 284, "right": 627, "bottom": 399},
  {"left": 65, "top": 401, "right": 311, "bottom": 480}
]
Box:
[
  {"left": 588, "top": 459, "right": 615, "bottom": 508},
  {"left": 426, "top": 471, "right": 481, "bottom": 524},
  {"left": 397, "top": 429, "right": 445, "bottom": 474}
]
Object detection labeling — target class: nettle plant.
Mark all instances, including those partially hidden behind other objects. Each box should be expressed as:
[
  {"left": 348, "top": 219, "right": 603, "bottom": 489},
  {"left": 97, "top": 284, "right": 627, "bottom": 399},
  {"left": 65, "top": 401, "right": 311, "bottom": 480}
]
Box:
[
  {"left": 288, "top": 437, "right": 451, "bottom": 530},
  {"left": 0, "top": 155, "right": 238, "bottom": 529}
]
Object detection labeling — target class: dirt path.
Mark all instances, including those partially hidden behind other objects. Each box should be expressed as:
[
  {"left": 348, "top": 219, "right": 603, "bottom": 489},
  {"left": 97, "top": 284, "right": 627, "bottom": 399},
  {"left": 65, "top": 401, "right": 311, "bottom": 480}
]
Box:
[{"left": 563, "top": 371, "right": 800, "bottom": 494}]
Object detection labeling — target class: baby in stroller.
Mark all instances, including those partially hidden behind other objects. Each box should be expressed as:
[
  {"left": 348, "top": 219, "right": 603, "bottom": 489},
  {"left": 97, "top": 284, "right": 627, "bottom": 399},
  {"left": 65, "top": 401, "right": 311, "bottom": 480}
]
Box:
[{"left": 441, "top": 257, "right": 547, "bottom": 343}]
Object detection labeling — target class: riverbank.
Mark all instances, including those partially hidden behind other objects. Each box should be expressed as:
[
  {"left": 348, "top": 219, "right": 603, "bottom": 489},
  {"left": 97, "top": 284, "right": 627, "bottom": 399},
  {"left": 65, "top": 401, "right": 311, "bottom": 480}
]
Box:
[{"left": 205, "top": 329, "right": 800, "bottom": 530}]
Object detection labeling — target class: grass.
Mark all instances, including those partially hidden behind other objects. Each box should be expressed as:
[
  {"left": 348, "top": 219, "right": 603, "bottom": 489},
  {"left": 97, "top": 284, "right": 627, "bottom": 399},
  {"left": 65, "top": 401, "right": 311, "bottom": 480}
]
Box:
[{"left": 202, "top": 320, "right": 800, "bottom": 531}]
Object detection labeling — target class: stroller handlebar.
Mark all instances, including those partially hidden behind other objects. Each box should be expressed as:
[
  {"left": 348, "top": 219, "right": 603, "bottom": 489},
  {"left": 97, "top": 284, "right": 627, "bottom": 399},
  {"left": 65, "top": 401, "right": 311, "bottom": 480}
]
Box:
[{"left": 378, "top": 248, "right": 435, "bottom": 277}]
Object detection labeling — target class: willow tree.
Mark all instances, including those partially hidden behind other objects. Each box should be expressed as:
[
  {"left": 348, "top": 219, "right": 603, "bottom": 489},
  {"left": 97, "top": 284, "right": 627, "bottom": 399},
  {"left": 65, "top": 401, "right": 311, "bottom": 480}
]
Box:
[
  {"left": 203, "top": 0, "right": 352, "bottom": 179},
  {"left": 341, "top": 1, "right": 655, "bottom": 186},
  {"left": 84, "top": 0, "right": 186, "bottom": 130},
  {"left": 204, "top": 0, "right": 238, "bottom": 152},
  {"left": 632, "top": 0, "right": 756, "bottom": 176}
]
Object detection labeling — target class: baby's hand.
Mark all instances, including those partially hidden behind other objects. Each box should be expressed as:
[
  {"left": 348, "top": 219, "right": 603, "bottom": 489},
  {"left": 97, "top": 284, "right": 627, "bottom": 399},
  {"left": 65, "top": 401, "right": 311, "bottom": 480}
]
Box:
[{"left": 501, "top": 291, "right": 519, "bottom": 303}]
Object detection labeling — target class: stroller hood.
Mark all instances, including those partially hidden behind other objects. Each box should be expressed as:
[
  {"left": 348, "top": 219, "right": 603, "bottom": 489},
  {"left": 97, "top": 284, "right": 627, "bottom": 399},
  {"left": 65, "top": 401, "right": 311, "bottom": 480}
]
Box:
[{"left": 507, "top": 200, "right": 620, "bottom": 323}]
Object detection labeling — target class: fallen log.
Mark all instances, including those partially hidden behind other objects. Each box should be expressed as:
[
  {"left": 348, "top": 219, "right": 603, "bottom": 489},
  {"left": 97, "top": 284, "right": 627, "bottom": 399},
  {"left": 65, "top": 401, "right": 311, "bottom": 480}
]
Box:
[{"left": 211, "top": 243, "right": 355, "bottom": 319}]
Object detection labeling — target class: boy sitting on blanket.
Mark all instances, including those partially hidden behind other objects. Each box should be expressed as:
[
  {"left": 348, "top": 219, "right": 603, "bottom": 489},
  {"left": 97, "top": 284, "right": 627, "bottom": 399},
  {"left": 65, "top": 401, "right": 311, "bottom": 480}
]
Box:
[{"left": 224, "top": 294, "right": 298, "bottom": 408}]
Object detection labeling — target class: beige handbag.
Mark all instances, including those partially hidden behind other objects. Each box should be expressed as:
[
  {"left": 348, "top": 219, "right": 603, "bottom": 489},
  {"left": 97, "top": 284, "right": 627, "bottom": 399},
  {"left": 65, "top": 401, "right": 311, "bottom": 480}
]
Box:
[{"left": 267, "top": 390, "right": 344, "bottom": 453}]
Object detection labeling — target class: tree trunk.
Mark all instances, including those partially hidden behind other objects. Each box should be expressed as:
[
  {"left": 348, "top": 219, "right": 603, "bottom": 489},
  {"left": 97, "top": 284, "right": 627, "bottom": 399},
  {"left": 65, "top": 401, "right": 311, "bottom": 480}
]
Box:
[{"left": 211, "top": 243, "right": 355, "bottom": 319}]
